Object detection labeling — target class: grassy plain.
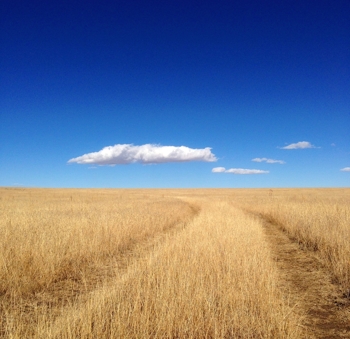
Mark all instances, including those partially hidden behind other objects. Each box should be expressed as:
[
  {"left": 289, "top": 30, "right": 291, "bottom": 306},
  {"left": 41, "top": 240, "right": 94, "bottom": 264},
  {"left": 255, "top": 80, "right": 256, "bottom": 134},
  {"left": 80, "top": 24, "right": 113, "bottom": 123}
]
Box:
[
  {"left": 237, "top": 188, "right": 350, "bottom": 293},
  {"left": 0, "top": 188, "right": 349, "bottom": 338}
]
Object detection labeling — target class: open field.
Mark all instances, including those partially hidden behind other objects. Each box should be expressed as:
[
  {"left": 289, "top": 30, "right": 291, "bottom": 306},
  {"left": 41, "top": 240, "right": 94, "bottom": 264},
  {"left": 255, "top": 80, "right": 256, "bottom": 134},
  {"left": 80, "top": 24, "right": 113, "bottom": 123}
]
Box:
[{"left": 1, "top": 188, "right": 349, "bottom": 338}]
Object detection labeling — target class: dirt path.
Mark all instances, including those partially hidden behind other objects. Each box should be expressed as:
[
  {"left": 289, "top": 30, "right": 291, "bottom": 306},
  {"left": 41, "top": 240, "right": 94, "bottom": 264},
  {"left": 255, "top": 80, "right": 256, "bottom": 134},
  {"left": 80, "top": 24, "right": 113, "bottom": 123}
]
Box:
[
  {"left": 260, "top": 216, "right": 350, "bottom": 338},
  {"left": 1, "top": 201, "right": 201, "bottom": 338}
]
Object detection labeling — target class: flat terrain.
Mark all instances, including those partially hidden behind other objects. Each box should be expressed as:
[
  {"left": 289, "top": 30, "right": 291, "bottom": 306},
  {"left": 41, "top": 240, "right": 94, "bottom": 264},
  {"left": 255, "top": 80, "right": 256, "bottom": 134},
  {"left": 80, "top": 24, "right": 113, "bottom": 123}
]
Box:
[
  {"left": 261, "top": 215, "right": 350, "bottom": 338},
  {"left": 0, "top": 188, "right": 349, "bottom": 338}
]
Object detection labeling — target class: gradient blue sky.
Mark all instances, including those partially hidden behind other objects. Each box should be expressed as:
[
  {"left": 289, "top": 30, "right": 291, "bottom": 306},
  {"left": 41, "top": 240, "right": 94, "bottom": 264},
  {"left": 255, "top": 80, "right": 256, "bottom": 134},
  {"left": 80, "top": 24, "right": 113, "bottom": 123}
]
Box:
[{"left": 1, "top": 0, "right": 349, "bottom": 188}]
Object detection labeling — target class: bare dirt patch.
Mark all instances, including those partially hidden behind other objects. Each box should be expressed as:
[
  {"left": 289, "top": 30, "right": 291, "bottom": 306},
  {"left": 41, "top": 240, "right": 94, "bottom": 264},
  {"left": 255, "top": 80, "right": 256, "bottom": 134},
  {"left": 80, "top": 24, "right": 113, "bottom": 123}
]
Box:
[{"left": 261, "top": 217, "right": 350, "bottom": 338}]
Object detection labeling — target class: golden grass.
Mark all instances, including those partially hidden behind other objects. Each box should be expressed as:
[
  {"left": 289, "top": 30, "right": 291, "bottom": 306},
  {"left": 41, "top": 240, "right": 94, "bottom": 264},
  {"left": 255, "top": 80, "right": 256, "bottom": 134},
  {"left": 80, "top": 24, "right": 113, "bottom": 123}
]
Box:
[
  {"left": 44, "top": 201, "right": 301, "bottom": 338},
  {"left": 238, "top": 188, "right": 350, "bottom": 294},
  {"left": 3, "top": 187, "right": 349, "bottom": 338},
  {"left": 0, "top": 189, "right": 196, "bottom": 297},
  {"left": 0, "top": 189, "right": 197, "bottom": 337}
]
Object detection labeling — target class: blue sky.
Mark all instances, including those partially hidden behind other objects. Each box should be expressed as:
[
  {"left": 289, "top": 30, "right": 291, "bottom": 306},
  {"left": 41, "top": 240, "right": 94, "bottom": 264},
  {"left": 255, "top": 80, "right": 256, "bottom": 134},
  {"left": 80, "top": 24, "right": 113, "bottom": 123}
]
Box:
[{"left": 1, "top": 0, "right": 349, "bottom": 188}]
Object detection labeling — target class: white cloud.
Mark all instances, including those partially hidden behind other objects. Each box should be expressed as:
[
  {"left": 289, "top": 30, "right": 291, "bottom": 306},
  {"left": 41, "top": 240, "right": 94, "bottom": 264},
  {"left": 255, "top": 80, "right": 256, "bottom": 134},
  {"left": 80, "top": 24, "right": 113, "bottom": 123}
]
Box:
[
  {"left": 280, "top": 141, "right": 316, "bottom": 149},
  {"left": 340, "top": 167, "right": 350, "bottom": 172},
  {"left": 252, "top": 157, "right": 285, "bottom": 164},
  {"left": 212, "top": 167, "right": 269, "bottom": 175},
  {"left": 225, "top": 168, "right": 269, "bottom": 174},
  {"left": 212, "top": 167, "right": 226, "bottom": 173},
  {"left": 68, "top": 144, "right": 217, "bottom": 165}
]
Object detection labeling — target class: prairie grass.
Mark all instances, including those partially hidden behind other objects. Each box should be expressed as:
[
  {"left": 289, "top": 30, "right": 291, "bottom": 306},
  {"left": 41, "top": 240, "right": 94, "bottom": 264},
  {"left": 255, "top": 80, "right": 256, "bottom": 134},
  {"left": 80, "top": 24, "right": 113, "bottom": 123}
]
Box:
[
  {"left": 0, "top": 189, "right": 197, "bottom": 337},
  {"left": 5, "top": 188, "right": 349, "bottom": 337},
  {"left": 43, "top": 201, "right": 301, "bottom": 339},
  {"left": 238, "top": 188, "right": 350, "bottom": 294}
]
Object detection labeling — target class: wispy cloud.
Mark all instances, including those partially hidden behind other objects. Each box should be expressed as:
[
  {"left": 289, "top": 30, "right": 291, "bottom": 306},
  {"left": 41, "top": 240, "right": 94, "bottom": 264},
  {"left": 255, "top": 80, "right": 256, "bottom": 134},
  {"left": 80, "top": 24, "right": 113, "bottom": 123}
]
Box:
[
  {"left": 212, "top": 167, "right": 226, "bottom": 173},
  {"left": 68, "top": 144, "right": 217, "bottom": 165},
  {"left": 252, "top": 157, "right": 285, "bottom": 164},
  {"left": 280, "top": 141, "right": 316, "bottom": 149},
  {"left": 225, "top": 168, "right": 269, "bottom": 174},
  {"left": 340, "top": 167, "right": 350, "bottom": 172},
  {"left": 212, "top": 167, "right": 269, "bottom": 174}
]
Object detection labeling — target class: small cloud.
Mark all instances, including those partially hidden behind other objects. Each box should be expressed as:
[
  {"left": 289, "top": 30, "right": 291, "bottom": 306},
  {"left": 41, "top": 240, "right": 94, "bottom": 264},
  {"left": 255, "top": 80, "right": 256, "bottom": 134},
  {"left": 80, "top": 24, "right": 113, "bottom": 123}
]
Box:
[
  {"left": 212, "top": 167, "right": 269, "bottom": 175},
  {"left": 280, "top": 141, "right": 316, "bottom": 149},
  {"left": 212, "top": 167, "right": 226, "bottom": 173},
  {"left": 331, "top": 143, "right": 336, "bottom": 147},
  {"left": 68, "top": 144, "right": 217, "bottom": 165},
  {"left": 225, "top": 168, "right": 269, "bottom": 174},
  {"left": 252, "top": 157, "right": 285, "bottom": 164},
  {"left": 340, "top": 167, "right": 350, "bottom": 172}
]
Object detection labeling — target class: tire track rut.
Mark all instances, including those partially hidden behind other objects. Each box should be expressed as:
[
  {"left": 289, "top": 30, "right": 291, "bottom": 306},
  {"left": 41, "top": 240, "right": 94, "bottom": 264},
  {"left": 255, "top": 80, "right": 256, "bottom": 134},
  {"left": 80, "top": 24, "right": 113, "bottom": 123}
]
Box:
[
  {"left": 0, "top": 200, "right": 201, "bottom": 338},
  {"left": 260, "top": 216, "right": 350, "bottom": 338}
]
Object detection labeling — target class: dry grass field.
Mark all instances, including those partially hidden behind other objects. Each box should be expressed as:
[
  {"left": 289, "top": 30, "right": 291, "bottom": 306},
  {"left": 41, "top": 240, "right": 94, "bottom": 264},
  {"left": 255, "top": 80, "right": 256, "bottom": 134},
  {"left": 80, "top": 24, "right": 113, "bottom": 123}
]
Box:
[
  {"left": 0, "top": 188, "right": 349, "bottom": 338},
  {"left": 237, "top": 189, "right": 350, "bottom": 292}
]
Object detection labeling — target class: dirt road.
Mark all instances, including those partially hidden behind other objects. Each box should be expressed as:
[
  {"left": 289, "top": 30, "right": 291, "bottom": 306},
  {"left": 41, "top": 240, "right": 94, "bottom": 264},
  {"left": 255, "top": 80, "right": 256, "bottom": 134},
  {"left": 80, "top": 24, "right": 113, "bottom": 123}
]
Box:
[{"left": 261, "top": 216, "right": 350, "bottom": 338}]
